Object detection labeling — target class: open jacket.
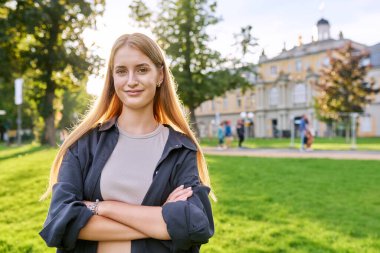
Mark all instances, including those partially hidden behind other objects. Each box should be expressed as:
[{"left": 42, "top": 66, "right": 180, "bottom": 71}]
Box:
[{"left": 40, "top": 118, "right": 214, "bottom": 253}]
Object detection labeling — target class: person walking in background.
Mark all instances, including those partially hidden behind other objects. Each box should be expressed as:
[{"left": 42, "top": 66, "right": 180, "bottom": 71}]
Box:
[
  {"left": 217, "top": 122, "right": 225, "bottom": 150},
  {"left": 306, "top": 126, "right": 315, "bottom": 151},
  {"left": 39, "top": 33, "right": 214, "bottom": 253},
  {"left": 299, "top": 114, "right": 309, "bottom": 151},
  {"left": 224, "top": 120, "right": 233, "bottom": 148},
  {"left": 236, "top": 119, "right": 245, "bottom": 148}
]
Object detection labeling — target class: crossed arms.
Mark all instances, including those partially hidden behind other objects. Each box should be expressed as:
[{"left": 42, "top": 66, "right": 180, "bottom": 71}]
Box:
[{"left": 79, "top": 185, "right": 193, "bottom": 241}]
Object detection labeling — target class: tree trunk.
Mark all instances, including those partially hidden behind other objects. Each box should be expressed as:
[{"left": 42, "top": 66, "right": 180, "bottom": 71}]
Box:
[
  {"left": 41, "top": 90, "right": 56, "bottom": 146},
  {"left": 44, "top": 111, "right": 56, "bottom": 146},
  {"left": 41, "top": 13, "right": 59, "bottom": 146},
  {"left": 189, "top": 106, "right": 200, "bottom": 138}
]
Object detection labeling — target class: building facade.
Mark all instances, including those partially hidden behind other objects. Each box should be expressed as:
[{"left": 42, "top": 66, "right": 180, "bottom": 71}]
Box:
[{"left": 195, "top": 18, "right": 380, "bottom": 138}]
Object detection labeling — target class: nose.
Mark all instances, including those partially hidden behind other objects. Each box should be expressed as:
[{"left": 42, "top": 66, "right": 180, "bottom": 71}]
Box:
[{"left": 126, "top": 73, "right": 138, "bottom": 87}]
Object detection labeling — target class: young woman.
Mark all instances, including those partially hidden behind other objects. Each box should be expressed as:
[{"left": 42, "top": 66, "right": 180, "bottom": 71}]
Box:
[{"left": 40, "top": 33, "right": 214, "bottom": 253}]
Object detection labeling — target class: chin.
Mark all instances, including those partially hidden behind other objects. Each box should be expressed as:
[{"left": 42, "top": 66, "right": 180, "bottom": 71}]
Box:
[{"left": 122, "top": 101, "right": 154, "bottom": 111}]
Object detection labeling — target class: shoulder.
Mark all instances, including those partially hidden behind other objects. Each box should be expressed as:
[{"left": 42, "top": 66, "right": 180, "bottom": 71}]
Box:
[
  {"left": 67, "top": 124, "right": 111, "bottom": 159},
  {"left": 164, "top": 125, "right": 197, "bottom": 152}
]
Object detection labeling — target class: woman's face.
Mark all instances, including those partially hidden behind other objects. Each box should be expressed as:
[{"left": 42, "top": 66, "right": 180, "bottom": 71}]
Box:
[{"left": 113, "top": 45, "right": 163, "bottom": 112}]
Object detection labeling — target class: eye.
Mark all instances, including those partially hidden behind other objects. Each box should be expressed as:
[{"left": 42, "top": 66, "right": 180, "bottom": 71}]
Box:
[
  {"left": 115, "top": 69, "right": 127, "bottom": 75},
  {"left": 137, "top": 67, "right": 149, "bottom": 73}
]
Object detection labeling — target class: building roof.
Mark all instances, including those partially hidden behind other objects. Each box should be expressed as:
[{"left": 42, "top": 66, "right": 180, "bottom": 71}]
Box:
[
  {"left": 317, "top": 18, "right": 330, "bottom": 26},
  {"left": 369, "top": 43, "right": 380, "bottom": 68},
  {"left": 260, "top": 38, "right": 367, "bottom": 64}
]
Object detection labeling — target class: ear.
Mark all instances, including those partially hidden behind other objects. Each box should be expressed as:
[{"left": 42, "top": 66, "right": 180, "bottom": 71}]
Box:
[{"left": 158, "top": 66, "right": 164, "bottom": 84}]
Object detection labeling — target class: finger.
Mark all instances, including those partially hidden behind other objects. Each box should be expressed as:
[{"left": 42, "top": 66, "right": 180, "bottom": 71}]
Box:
[
  {"left": 169, "top": 187, "right": 192, "bottom": 200},
  {"left": 174, "top": 192, "right": 193, "bottom": 202},
  {"left": 168, "top": 185, "right": 184, "bottom": 198},
  {"left": 171, "top": 187, "right": 193, "bottom": 201},
  {"left": 167, "top": 185, "right": 186, "bottom": 200}
]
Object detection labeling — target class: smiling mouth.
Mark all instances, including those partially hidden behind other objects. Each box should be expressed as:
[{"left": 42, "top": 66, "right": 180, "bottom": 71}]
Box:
[{"left": 126, "top": 90, "right": 144, "bottom": 96}]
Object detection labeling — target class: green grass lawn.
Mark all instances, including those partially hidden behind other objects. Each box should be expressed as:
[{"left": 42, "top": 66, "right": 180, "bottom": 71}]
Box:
[
  {"left": 0, "top": 144, "right": 379, "bottom": 252},
  {"left": 200, "top": 137, "right": 380, "bottom": 151}
]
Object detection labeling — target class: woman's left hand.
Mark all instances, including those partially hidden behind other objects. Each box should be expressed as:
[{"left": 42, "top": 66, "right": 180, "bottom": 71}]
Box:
[{"left": 164, "top": 185, "right": 193, "bottom": 204}]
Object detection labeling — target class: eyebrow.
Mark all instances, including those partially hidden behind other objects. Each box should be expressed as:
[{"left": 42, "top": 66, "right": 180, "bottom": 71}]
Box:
[{"left": 114, "top": 63, "right": 151, "bottom": 69}]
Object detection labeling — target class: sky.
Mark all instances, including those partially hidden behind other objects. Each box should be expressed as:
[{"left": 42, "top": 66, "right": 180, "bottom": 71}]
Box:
[{"left": 85, "top": 0, "right": 380, "bottom": 95}]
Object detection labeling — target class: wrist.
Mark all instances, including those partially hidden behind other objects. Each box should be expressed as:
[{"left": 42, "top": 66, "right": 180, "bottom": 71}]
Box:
[
  {"left": 88, "top": 199, "right": 100, "bottom": 215},
  {"left": 96, "top": 200, "right": 114, "bottom": 217},
  {"left": 97, "top": 200, "right": 106, "bottom": 216}
]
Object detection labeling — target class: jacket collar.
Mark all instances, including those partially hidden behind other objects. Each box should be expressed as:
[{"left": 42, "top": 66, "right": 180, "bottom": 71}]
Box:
[
  {"left": 98, "top": 117, "right": 117, "bottom": 131},
  {"left": 98, "top": 117, "right": 197, "bottom": 151}
]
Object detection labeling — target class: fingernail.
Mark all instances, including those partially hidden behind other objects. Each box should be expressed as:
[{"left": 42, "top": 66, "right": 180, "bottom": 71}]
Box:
[
  {"left": 187, "top": 187, "right": 192, "bottom": 190},
  {"left": 180, "top": 185, "right": 184, "bottom": 189}
]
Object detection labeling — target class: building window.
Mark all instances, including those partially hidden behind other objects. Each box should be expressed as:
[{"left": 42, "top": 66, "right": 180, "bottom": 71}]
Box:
[
  {"left": 269, "top": 87, "right": 279, "bottom": 106},
  {"left": 295, "top": 59, "right": 302, "bottom": 72},
  {"left": 237, "top": 95, "right": 242, "bottom": 108},
  {"left": 360, "top": 116, "right": 372, "bottom": 132},
  {"left": 294, "top": 83, "right": 306, "bottom": 104},
  {"left": 211, "top": 99, "right": 215, "bottom": 111},
  {"left": 270, "top": 66, "right": 277, "bottom": 75},
  {"left": 223, "top": 96, "right": 228, "bottom": 109}
]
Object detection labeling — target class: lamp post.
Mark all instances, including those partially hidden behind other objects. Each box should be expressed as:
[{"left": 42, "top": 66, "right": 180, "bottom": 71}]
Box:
[
  {"left": 15, "top": 78, "right": 23, "bottom": 145},
  {"left": 351, "top": 113, "right": 358, "bottom": 150}
]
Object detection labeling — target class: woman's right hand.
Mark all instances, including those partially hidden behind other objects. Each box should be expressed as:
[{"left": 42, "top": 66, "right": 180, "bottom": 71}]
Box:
[{"left": 164, "top": 185, "right": 193, "bottom": 204}]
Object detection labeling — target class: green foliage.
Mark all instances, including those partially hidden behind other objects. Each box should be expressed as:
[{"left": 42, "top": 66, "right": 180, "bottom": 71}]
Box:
[
  {"left": 0, "top": 0, "right": 105, "bottom": 145},
  {"left": 1, "top": 145, "right": 380, "bottom": 252},
  {"left": 58, "top": 85, "right": 94, "bottom": 130},
  {"left": 129, "top": 0, "right": 255, "bottom": 134},
  {"left": 315, "top": 42, "right": 379, "bottom": 123}
]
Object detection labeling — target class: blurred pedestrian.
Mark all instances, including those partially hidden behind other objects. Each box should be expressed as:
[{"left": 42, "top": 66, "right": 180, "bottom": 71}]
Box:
[
  {"left": 236, "top": 119, "right": 245, "bottom": 148},
  {"left": 224, "top": 120, "right": 233, "bottom": 148},
  {"left": 306, "top": 126, "right": 315, "bottom": 151},
  {"left": 217, "top": 122, "right": 225, "bottom": 150},
  {"left": 299, "top": 114, "right": 309, "bottom": 151}
]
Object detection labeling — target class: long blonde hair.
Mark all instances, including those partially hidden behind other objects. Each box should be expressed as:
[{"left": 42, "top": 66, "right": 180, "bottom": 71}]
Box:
[{"left": 41, "top": 33, "right": 214, "bottom": 200}]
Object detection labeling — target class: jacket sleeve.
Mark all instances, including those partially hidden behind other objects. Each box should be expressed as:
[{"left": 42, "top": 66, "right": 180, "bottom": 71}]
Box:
[
  {"left": 161, "top": 150, "right": 214, "bottom": 251},
  {"left": 39, "top": 146, "right": 93, "bottom": 250}
]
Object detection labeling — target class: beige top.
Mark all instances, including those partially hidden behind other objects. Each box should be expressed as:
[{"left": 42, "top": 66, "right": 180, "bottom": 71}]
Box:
[{"left": 100, "top": 124, "right": 169, "bottom": 204}]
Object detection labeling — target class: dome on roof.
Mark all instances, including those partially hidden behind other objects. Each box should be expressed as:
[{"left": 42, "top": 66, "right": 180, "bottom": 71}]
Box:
[
  {"left": 317, "top": 18, "right": 331, "bottom": 41},
  {"left": 317, "top": 18, "right": 330, "bottom": 26}
]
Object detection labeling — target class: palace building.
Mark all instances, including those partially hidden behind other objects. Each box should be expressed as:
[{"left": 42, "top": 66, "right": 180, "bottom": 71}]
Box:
[{"left": 194, "top": 18, "right": 380, "bottom": 138}]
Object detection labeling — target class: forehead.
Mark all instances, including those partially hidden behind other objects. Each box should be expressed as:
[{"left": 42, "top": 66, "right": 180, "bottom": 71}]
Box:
[{"left": 113, "top": 45, "right": 154, "bottom": 66}]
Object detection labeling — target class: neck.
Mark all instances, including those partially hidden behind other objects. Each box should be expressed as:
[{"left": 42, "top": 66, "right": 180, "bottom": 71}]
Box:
[{"left": 117, "top": 106, "right": 158, "bottom": 135}]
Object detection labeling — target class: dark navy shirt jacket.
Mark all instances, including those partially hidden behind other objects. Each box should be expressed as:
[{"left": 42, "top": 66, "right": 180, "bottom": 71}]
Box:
[{"left": 40, "top": 117, "right": 214, "bottom": 253}]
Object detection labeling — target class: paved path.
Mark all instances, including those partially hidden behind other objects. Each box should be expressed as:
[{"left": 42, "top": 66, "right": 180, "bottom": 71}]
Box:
[{"left": 202, "top": 147, "right": 380, "bottom": 160}]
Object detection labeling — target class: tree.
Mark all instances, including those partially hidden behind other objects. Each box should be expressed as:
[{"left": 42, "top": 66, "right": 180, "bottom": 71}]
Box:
[
  {"left": 129, "top": 0, "right": 254, "bottom": 135},
  {"left": 315, "top": 42, "right": 379, "bottom": 140},
  {"left": 1, "top": 0, "right": 105, "bottom": 146},
  {"left": 0, "top": 1, "right": 32, "bottom": 139},
  {"left": 58, "top": 85, "right": 94, "bottom": 131}
]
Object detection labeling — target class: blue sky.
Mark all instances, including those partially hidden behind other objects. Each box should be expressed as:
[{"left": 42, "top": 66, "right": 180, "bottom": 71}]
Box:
[{"left": 86, "top": 0, "right": 380, "bottom": 95}]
